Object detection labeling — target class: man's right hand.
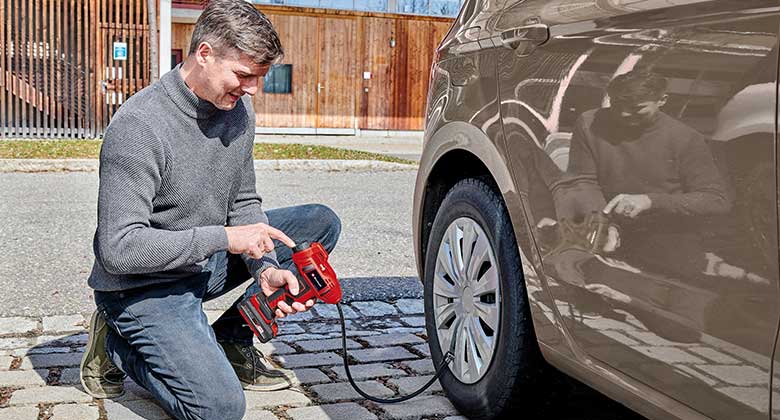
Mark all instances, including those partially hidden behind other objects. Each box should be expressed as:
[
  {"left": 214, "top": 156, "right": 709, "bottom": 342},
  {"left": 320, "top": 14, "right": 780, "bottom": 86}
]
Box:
[{"left": 224, "top": 223, "right": 296, "bottom": 259}]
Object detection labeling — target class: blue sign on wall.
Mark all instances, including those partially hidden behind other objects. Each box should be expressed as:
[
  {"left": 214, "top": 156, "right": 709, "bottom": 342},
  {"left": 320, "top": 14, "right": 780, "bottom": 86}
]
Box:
[{"left": 113, "top": 42, "right": 128, "bottom": 61}]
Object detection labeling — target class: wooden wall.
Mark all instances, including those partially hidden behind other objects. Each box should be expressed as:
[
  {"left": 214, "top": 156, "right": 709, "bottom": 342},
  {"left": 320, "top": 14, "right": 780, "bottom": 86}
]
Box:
[
  {"left": 2, "top": 0, "right": 150, "bottom": 138},
  {"left": 172, "top": 5, "right": 452, "bottom": 131}
]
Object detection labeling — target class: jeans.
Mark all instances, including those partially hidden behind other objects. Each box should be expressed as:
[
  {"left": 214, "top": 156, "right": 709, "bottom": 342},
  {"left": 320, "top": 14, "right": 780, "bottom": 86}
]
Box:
[{"left": 94, "top": 204, "right": 341, "bottom": 420}]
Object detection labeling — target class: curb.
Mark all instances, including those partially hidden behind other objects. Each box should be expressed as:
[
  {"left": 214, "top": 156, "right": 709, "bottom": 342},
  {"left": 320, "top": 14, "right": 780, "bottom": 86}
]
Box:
[{"left": 0, "top": 158, "right": 418, "bottom": 173}]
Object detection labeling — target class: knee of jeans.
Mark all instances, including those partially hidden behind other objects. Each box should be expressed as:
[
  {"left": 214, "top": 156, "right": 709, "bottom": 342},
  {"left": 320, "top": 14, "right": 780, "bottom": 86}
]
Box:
[
  {"left": 313, "top": 204, "right": 341, "bottom": 250},
  {"left": 196, "top": 387, "right": 246, "bottom": 420}
]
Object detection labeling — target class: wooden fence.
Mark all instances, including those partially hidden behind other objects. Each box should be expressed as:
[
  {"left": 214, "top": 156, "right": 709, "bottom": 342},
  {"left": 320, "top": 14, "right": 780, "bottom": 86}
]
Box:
[{"left": 1, "top": 0, "right": 151, "bottom": 138}]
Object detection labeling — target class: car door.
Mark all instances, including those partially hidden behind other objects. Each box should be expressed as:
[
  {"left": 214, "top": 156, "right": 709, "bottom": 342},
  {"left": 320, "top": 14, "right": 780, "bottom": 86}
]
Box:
[{"left": 497, "top": 1, "right": 780, "bottom": 419}]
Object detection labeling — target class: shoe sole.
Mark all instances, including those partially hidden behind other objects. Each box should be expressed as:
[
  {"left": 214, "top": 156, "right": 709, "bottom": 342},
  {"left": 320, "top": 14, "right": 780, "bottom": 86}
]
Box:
[
  {"left": 241, "top": 380, "right": 293, "bottom": 392},
  {"left": 80, "top": 311, "right": 125, "bottom": 399}
]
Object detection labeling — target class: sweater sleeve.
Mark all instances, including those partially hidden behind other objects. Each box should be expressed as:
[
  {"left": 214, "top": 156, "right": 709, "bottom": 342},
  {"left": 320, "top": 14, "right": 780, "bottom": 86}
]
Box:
[
  {"left": 96, "top": 113, "right": 229, "bottom": 275},
  {"left": 552, "top": 114, "right": 608, "bottom": 219},
  {"left": 226, "top": 141, "right": 281, "bottom": 280},
  {"left": 646, "top": 133, "right": 733, "bottom": 216}
]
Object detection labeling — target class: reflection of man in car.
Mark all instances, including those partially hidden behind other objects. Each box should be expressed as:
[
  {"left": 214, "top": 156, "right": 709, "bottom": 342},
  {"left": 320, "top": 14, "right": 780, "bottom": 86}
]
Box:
[{"left": 553, "top": 70, "right": 766, "bottom": 285}]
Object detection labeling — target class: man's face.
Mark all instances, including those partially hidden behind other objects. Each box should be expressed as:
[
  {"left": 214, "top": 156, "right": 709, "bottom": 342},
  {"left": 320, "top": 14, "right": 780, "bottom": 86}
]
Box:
[
  {"left": 199, "top": 48, "right": 270, "bottom": 110},
  {"left": 609, "top": 95, "right": 666, "bottom": 128}
]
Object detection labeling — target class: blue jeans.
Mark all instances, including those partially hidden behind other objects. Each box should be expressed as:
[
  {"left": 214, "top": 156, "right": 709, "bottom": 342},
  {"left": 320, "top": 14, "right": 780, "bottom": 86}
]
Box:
[{"left": 94, "top": 204, "right": 341, "bottom": 420}]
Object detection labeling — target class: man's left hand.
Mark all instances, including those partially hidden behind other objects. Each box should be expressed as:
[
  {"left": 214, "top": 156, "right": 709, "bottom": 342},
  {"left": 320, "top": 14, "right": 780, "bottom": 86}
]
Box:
[
  {"left": 603, "top": 194, "right": 652, "bottom": 218},
  {"left": 259, "top": 267, "right": 315, "bottom": 318}
]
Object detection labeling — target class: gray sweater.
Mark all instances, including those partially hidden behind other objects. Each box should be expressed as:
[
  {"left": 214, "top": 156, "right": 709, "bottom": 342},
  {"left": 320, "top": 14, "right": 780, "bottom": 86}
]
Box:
[{"left": 88, "top": 66, "right": 278, "bottom": 292}]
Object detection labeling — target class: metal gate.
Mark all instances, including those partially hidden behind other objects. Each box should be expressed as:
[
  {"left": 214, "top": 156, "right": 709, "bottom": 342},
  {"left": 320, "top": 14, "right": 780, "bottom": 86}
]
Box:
[{"left": 1, "top": 0, "right": 151, "bottom": 139}]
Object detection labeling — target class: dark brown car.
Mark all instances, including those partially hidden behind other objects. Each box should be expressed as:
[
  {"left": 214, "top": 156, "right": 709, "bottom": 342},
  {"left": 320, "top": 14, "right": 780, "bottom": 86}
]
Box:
[{"left": 413, "top": 1, "right": 780, "bottom": 419}]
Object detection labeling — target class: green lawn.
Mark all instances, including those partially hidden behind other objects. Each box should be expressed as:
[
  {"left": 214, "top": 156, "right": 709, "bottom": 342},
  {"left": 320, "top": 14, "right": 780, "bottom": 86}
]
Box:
[{"left": 0, "top": 140, "right": 414, "bottom": 164}]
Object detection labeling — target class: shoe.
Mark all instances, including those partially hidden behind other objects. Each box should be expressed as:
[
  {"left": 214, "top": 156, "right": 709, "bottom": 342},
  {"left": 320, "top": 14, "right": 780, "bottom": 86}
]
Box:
[
  {"left": 219, "top": 341, "right": 294, "bottom": 391},
  {"left": 80, "top": 310, "right": 126, "bottom": 398}
]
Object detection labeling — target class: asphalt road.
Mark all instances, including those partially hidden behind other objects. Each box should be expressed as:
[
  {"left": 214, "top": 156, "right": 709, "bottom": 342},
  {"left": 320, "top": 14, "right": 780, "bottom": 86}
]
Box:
[{"left": 0, "top": 169, "right": 422, "bottom": 317}]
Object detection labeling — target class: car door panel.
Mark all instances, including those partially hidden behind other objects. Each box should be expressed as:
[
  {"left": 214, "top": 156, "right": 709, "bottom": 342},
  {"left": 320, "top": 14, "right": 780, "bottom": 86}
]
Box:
[{"left": 498, "top": 1, "right": 780, "bottom": 418}]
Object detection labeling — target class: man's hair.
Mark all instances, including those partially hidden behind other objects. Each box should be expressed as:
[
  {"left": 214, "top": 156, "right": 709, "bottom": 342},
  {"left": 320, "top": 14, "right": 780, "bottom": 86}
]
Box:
[
  {"left": 189, "top": 0, "right": 284, "bottom": 65},
  {"left": 606, "top": 70, "right": 667, "bottom": 103}
]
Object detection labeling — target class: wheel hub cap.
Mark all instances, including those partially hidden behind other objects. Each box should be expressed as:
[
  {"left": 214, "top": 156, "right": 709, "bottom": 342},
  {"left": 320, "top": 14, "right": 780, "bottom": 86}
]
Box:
[{"left": 432, "top": 217, "right": 501, "bottom": 384}]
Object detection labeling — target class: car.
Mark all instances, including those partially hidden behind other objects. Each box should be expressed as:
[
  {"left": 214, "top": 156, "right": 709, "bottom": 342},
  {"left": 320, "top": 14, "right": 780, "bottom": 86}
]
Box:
[{"left": 413, "top": 0, "right": 780, "bottom": 419}]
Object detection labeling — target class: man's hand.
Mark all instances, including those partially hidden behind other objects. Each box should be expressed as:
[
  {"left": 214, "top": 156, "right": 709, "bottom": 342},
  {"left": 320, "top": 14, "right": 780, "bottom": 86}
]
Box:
[
  {"left": 603, "top": 225, "right": 620, "bottom": 253},
  {"left": 259, "top": 267, "right": 315, "bottom": 318},
  {"left": 225, "top": 223, "right": 296, "bottom": 259},
  {"left": 603, "top": 194, "right": 652, "bottom": 218}
]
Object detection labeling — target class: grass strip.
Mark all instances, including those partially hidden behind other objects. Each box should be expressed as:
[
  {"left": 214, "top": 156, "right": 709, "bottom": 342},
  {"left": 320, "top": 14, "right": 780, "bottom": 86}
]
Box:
[{"left": 0, "top": 140, "right": 414, "bottom": 164}]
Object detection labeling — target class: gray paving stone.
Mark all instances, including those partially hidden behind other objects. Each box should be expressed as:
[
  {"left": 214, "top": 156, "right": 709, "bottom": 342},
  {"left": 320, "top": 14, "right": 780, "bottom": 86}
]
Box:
[
  {"left": 331, "top": 363, "right": 406, "bottom": 380},
  {"left": 310, "top": 380, "right": 394, "bottom": 402},
  {"left": 395, "top": 299, "right": 424, "bottom": 315},
  {"left": 0, "top": 370, "right": 47, "bottom": 386},
  {"left": 20, "top": 352, "right": 83, "bottom": 369},
  {"left": 689, "top": 347, "right": 740, "bottom": 365},
  {"left": 348, "top": 347, "right": 417, "bottom": 363},
  {"left": 36, "top": 334, "right": 88, "bottom": 347},
  {"left": 291, "top": 368, "right": 331, "bottom": 385},
  {"left": 0, "top": 355, "right": 12, "bottom": 370},
  {"left": 14, "top": 347, "right": 71, "bottom": 356},
  {"left": 444, "top": 416, "right": 468, "bottom": 420},
  {"left": 52, "top": 403, "right": 100, "bottom": 420},
  {"left": 631, "top": 347, "right": 705, "bottom": 364},
  {"left": 204, "top": 310, "right": 224, "bottom": 325},
  {"left": 287, "top": 402, "right": 377, "bottom": 420},
  {"left": 411, "top": 344, "right": 431, "bottom": 357},
  {"left": 333, "top": 330, "right": 382, "bottom": 338},
  {"left": 306, "top": 322, "right": 354, "bottom": 335},
  {"left": 379, "top": 395, "right": 458, "bottom": 419},
  {"left": 0, "top": 338, "right": 34, "bottom": 351},
  {"left": 352, "top": 301, "right": 398, "bottom": 317},
  {"left": 361, "top": 333, "right": 425, "bottom": 347},
  {"left": 696, "top": 365, "right": 767, "bottom": 386},
  {"left": 0, "top": 318, "right": 39, "bottom": 335},
  {"left": 278, "top": 323, "right": 305, "bottom": 335},
  {"left": 242, "top": 410, "right": 279, "bottom": 420},
  {"left": 255, "top": 341, "right": 296, "bottom": 356},
  {"left": 58, "top": 368, "right": 80, "bottom": 385},
  {"left": 278, "top": 310, "right": 315, "bottom": 322},
  {"left": 388, "top": 375, "right": 442, "bottom": 394},
  {"left": 244, "top": 389, "right": 310, "bottom": 409},
  {"left": 0, "top": 407, "right": 39, "bottom": 420},
  {"left": 375, "top": 327, "right": 425, "bottom": 335},
  {"left": 402, "top": 358, "right": 436, "bottom": 375},
  {"left": 298, "top": 338, "right": 361, "bottom": 352},
  {"left": 9, "top": 386, "right": 92, "bottom": 405},
  {"left": 400, "top": 317, "right": 426, "bottom": 327},
  {"left": 103, "top": 399, "right": 170, "bottom": 420},
  {"left": 314, "top": 305, "right": 359, "bottom": 319},
  {"left": 274, "top": 352, "right": 342, "bottom": 368},
  {"left": 42, "top": 316, "right": 86, "bottom": 334},
  {"left": 114, "top": 380, "right": 155, "bottom": 402},
  {"left": 277, "top": 333, "right": 332, "bottom": 342},
  {"left": 359, "top": 320, "right": 403, "bottom": 329}
]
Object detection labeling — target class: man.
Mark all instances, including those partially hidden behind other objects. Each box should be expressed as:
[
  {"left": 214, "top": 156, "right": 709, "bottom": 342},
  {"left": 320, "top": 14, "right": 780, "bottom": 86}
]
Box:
[
  {"left": 78, "top": 2, "right": 341, "bottom": 419},
  {"left": 551, "top": 69, "right": 733, "bottom": 281}
]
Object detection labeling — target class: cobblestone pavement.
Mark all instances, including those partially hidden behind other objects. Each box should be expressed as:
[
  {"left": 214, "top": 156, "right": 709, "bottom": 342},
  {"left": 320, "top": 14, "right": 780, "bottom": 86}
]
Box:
[{"left": 0, "top": 299, "right": 643, "bottom": 420}]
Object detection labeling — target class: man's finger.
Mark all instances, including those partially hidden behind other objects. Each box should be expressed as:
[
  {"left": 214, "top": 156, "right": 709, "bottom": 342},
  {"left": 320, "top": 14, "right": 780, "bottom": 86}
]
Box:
[
  {"left": 266, "top": 226, "right": 296, "bottom": 248},
  {"left": 262, "top": 237, "right": 274, "bottom": 253},
  {"left": 292, "top": 302, "right": 307, "bottom": 312},
  {"left": 305, "top": 299, "right": 315, "bottom": 308},
  {"left": 275, "top": 308, "right": 286, "bottom": 318},
  {"left": 284, "top": 271, "right": 300, "bottom": 295},
  {"left": 277, "top": 301, "right": 294, "bottom": 314},
  {"left": 603, "top": 195, "right": 623, "bottom": 214}
]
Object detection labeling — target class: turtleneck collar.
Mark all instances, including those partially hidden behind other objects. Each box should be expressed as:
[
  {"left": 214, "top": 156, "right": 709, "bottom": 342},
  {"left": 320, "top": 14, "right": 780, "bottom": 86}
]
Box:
[{"left": 161, "top": 64, "right": 219, "bottom": 120}]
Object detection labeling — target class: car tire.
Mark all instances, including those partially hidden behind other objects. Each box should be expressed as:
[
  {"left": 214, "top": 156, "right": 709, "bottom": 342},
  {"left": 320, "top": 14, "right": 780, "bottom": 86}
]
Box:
[{"left": 423, "top": 178, "right": 550, "bottom": 419}]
